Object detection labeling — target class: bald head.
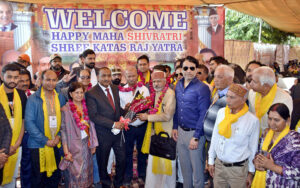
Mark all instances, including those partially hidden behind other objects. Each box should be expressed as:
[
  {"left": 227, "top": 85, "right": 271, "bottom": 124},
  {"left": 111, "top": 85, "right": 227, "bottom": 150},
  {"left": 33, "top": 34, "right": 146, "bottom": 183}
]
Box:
[
  {"left": 214, "top": 65, "right": 234, "bottom": 90},
  {"left": 252, "top": 67, "right": 275, "bottom": 86},
  {"left": 125, "top": 66, "right": 138, "bottom": 86},
  {"left": 41, "top": 70, "right": 58, "bottom": 91}
]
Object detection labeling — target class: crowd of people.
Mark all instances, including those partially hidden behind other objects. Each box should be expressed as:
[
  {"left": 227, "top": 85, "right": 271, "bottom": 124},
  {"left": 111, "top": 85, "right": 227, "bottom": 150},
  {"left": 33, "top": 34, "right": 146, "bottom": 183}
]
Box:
[{"left": 0, "top": 49, "right": 299, "bottom": 188}]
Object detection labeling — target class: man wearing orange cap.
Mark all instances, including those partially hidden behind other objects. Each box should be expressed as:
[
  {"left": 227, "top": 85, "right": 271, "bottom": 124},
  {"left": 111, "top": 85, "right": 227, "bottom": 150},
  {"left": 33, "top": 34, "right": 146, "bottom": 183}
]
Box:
[
  {"left": 208, "top": 84, "right": 259, "bottom": 188},
  {"left": 17, "top": 54, "right": 31, "bottom": 69},
  {"left": 15, "top": 54, "right": 33, "bottom": 79}
]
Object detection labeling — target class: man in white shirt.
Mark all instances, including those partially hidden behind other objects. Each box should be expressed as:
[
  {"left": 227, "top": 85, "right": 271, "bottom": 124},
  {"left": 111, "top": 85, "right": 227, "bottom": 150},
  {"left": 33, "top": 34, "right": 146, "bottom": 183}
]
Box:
[
  {"left": 208, "top": 83, "right": 260, "bottom": 188},
  {"left": 119, "top": 66, "right": 150, "bottom": 185}
]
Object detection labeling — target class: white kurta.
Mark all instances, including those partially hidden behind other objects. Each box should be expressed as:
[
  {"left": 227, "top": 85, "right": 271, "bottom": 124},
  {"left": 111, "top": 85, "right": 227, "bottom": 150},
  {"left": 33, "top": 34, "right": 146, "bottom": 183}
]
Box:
[
  {"left": 145, "top": 155, "right": 176, "bottom": 188},
  {"left": 145, "top": 88, "right": 176, "bottom": 188},
  {"left": 248, "top": 87, "right": 293, "bottom": 131}
]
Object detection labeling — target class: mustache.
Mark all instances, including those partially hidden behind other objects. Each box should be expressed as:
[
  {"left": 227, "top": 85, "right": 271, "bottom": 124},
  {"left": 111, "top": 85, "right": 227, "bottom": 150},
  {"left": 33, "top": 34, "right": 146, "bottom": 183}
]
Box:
[{"left": 4, "top": 82, "right": 17, "bottom": 89}]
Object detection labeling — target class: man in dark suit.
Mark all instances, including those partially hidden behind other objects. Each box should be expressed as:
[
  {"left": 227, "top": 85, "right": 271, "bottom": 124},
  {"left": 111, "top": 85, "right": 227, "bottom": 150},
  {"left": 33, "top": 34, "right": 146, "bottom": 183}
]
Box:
[
  {"left": 86, "top": 67, "right": 126, "bottom": 188},
  {"left": 0, "top": 1, "right": 17, "bottom": 32},
  {"left": 206, "top": 8, "right": 224, "bottom": 56}
]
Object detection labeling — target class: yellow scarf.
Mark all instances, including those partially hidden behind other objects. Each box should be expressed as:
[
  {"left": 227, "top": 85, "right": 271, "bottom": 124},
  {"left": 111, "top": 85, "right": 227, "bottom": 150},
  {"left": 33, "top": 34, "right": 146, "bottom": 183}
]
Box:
[
  {"left": 218, "top": 104, "right": 249, "bottom": 139},
  {"left": 39, "top": 87, "right": 61, "bottom": 177},
  {"left": 210, "top": 79, "right": 217, "bottom": 99},
  {"left": 251, "top": 126, "right": 290, "bottom": 188},
  {"left": 138, "top": 70, "right": 151, "bottom": 84},
  {"left": 295, "top": 120, "right": 300, "bottom": 132},
  {"left": 141, "top": 98, "right": 172, "bottom": 176},
  {"left": 0, "top": 84, "right": 22, "bottom": 185},
  {"left": 255, "top": 84, "right": 277, "bottom": 120}
]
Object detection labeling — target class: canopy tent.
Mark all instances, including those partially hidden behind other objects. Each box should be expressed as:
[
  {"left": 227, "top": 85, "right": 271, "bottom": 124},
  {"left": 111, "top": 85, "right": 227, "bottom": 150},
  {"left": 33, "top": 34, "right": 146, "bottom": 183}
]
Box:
[{"left": 8, "top": 0, "right": 300, "bottom": 37}]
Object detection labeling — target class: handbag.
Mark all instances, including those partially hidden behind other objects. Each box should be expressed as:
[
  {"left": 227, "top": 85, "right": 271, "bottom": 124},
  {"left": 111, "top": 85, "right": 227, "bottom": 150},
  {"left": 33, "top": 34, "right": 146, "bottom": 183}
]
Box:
[{"left": 149, "top": 131, "right": 176, "bottom": 160}]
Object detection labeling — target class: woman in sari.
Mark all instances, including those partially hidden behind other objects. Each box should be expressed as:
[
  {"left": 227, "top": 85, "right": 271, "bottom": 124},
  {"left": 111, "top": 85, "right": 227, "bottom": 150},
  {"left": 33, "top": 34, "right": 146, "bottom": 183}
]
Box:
[
  {"left": 60, "top": 82, "right": 98, "bottom": 187},
  {"left": 252, "top": 103, "right": 300, "bottom": 188}
]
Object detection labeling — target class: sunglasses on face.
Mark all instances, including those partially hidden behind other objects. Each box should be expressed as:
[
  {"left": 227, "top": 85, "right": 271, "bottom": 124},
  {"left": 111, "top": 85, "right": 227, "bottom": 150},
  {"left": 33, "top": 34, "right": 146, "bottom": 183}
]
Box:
[
  {"left": 183, "top": 66, "right": 196, "bottom": 71},
  {"left": 80, "top": 76, "right": 90, "bottom": 80},
  {"left": 175, "top": 73, "right": 183, "bottom": 77}
]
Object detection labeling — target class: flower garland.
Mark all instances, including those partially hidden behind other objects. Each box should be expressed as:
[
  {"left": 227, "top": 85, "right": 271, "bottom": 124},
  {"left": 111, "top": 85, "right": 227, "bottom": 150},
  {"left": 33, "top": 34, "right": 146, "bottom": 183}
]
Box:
[
  {"left": 26, "top": 89, "right": 32, "bottom": 97},
  {"left": 118, "top": 81, "right": 143, "bottom": 92},
  {"left": 86, "top": 83, "right": 92, "bottom": 91},
  {"left": 148, "top": 80, "right": 169, "bottom": 114},
  {"left": 69, "top": 99, "right": 90, "bottom": 130}
]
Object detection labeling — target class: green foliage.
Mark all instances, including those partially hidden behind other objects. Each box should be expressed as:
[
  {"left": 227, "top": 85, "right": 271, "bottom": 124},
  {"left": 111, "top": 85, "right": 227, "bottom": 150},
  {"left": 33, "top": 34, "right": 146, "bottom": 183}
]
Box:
[{"left": 225, "top": 8, "right": 299, "bottom": 45}]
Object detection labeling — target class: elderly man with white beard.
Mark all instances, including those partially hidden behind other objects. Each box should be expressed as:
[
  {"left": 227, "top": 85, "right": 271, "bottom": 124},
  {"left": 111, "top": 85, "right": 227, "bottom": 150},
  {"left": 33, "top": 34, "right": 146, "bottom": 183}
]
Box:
[{"left": 137, "top": 71, "right": 176, "bottom": 188}]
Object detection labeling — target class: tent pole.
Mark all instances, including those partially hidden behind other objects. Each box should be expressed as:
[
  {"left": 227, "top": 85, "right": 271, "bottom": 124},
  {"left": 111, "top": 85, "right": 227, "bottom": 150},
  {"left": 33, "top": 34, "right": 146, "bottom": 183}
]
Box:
[{"left": 258, "top": 19, "right": 262, "bottom": 43}]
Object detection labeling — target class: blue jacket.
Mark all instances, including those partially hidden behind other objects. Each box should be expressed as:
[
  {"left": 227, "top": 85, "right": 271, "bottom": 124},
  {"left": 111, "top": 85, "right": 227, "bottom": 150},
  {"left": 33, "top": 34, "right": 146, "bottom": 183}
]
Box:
[
  {"left": 173, "top": 77, "right": 211, "bottom": 139},
  {"left": 25, "top": 87, "right": 66, "bottom": 148}
]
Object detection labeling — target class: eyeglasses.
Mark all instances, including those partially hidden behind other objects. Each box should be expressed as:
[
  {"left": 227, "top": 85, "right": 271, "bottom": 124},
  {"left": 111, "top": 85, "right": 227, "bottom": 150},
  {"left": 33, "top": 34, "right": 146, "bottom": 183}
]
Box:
[
  {"left": 80, "top": 76, "right": 90, "bottom": 80},
  {"left": 183, "top": 66, "right": 196, "bottom": 71},
  {"left": 175, "top": 73, "right": 183, "bottom": 77}
]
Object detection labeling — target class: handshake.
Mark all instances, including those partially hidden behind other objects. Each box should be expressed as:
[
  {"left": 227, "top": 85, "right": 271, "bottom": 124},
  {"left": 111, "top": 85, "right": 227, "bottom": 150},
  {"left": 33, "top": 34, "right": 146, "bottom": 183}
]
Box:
[{"left": 111, "top": 117, "right": 131, "bottom": 135}]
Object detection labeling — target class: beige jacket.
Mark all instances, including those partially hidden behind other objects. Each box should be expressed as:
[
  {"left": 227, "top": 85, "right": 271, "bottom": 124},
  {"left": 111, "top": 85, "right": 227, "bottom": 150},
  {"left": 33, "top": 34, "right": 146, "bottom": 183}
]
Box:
[
  {"left": 147, "top": 88, "right": 176, "bottom": 136},
  {"left": 248, "top": 86, "right": 293, "bottom": 131}
]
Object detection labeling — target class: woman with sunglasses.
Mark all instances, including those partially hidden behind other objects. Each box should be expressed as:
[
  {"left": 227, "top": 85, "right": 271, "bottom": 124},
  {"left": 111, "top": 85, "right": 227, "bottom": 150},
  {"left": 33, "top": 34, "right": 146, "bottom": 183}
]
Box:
[
  {"left": 59, "top": 82, "right": 98, "bottom": 188},
  {"left": 252, "top": 103, "right": 300, "bottom": 188}
]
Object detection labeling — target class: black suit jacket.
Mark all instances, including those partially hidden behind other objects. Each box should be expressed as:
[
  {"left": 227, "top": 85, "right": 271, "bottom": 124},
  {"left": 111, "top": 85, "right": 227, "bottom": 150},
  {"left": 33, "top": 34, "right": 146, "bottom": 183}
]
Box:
[
  {"left": 207, "top": 24, "right": 222, "bottom": 35},
  {"left": 85, "top": 84, "right": 124, "bottom": 132}
]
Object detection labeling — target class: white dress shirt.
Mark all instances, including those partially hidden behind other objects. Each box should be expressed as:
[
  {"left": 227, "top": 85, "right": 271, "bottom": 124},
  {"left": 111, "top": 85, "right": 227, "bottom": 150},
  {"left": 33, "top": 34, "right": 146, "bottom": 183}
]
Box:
[
  {"left": 91, "top": 69, "right": 98, "bottom": 86},
  {"left": 0, "top": 23, "right": 12, "bottom": 31},
  {"left": 119, "top": 84, "right": 150, "bottom": 127},
  {"left": 208, "top": 107, "right": 260, "bottom": 173}
]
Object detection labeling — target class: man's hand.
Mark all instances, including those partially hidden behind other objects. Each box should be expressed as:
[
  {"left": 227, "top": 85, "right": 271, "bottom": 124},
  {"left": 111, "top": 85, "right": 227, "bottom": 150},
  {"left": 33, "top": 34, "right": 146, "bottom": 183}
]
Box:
[
  {"left": 62, "top": 71, "right": 76, "bottom": 83},
  {"left": 246, "top": 172, "right": 254, "bottom": 188},
  {"left": 53, "top": 135, "right": 61, "bottom": 146},
  {"left": 208, "top": 164, "right": 215, "bottom": 178},
  {"left": 0, "top": 149, "right": 8, "bottom": 165},
  {"left": 9, "top": 145, "right": 17, "bottom": 156},
  {"left": 136, "top": 113, "right": 148, "bottom": 121},
  {"left": 91, "top": 148, "right": 96, "bottom": 155},
  {"left": 46, "top": 139, "right": 55, "bottom": 147},
  {"left": 124, "top": 103, "right": 131, "bottom": 111},
  {"left": 189, "top": 138, "right": 199, "bottom": 150},
  {"left": 172, "top": 129, "right": 178, "bottom": 141},
  {"left": 130, "top": 117, "right": 137, "bottom": 123},
  {"left": 114, "top": 121, "right": 124, "bottom": 130}
]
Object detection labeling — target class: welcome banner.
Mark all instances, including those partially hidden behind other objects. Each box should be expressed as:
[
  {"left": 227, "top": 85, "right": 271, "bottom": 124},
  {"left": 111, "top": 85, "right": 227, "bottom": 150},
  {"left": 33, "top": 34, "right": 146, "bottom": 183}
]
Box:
[{"left": 0, "top": 2, "right": 224, "bottom": 72}]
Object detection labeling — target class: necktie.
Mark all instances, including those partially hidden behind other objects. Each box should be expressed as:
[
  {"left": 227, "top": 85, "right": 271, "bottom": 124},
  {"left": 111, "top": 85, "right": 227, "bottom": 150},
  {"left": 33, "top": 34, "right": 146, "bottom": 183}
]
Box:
[{"left": 106, "top": 88, "right": 115, "bottom": 111}]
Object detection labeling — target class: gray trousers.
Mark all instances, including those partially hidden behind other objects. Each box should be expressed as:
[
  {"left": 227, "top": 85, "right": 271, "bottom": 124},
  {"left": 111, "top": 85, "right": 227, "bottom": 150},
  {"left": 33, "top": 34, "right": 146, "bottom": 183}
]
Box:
[{"left": 177, "top": 127, "right": 205, "bottom": 188}]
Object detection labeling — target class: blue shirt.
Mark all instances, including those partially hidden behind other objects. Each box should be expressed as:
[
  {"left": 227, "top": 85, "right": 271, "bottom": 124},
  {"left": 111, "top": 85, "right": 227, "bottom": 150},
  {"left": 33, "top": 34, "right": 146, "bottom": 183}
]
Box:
[
  {"left": 218, "top": 87, "right": 229, "bottom": 98},
  {"left": 173, "top": 77, "right": 211, "bottom": 139}
]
